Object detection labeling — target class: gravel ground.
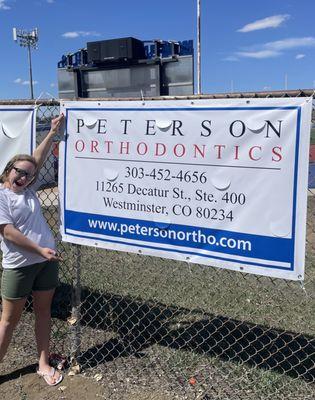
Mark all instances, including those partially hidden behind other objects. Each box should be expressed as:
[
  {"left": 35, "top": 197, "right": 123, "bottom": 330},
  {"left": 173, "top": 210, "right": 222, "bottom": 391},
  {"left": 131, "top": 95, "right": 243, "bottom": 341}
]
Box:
[{"left": 0, "top": 310, "right": 314, "bottom": 400}]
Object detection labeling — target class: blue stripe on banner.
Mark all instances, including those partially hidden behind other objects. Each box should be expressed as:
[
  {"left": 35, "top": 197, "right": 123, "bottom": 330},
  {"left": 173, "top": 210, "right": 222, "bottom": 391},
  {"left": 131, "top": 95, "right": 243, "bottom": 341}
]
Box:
[
  {"left": 309, "top": 163, "right": 315, "bottom": 189},
  {"left": 65, "top": 210, "right": 294, "bottom": 266}
]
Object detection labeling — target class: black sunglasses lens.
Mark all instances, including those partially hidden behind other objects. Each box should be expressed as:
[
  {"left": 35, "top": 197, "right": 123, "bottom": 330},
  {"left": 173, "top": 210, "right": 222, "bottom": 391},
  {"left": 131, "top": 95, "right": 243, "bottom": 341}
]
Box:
[{"left": 14, "top": 167, "right": 29, "bottom": 178}]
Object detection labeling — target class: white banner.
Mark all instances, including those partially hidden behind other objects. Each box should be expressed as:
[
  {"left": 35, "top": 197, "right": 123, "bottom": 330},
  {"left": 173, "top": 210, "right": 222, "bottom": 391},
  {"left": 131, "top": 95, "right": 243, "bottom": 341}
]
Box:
[
  {"left": 59, "top": 98, "right": 312, "bottom": 281},
  {"left": 0, "top": 106, "right": 36, "bottom": 173}
]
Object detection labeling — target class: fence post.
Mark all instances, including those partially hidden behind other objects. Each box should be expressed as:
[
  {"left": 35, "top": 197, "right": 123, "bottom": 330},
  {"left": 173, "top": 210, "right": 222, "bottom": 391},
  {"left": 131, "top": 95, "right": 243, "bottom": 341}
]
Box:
[{"left": 70, "top": 243, "right": 82, "bottom": 368}]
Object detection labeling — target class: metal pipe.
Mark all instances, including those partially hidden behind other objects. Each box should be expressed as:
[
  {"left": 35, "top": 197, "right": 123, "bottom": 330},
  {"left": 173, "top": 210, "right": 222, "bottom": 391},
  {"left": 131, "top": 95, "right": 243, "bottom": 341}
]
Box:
[
  {"left": 0, "top": 89, "right": 313, "bottom": 105},
  {"left": 27, "top": 43, "right": 34, "bottom": 100},
  {"left": 197, "top": 0, "right": 201, "bottom": 94},
  {"left": 70, "top": 243, "right": 82, "bottom": 367}
]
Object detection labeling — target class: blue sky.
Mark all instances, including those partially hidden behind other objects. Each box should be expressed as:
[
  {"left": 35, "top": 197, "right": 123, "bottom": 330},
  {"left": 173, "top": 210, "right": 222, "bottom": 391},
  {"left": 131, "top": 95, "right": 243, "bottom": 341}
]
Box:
[{"left": 0, "top": 0, "right": 314, "bottom": 99}]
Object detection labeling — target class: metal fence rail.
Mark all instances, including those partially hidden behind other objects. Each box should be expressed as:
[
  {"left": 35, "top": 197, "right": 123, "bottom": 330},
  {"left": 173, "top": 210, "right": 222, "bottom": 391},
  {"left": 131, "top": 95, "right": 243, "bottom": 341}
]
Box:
[{"left": 0, "top": 91, "right": 314, "bottom": 399}]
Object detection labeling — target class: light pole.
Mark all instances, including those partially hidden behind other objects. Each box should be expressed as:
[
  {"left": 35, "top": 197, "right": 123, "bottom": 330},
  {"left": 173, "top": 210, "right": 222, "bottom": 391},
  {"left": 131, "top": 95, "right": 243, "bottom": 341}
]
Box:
[
  {"left": 13, "top": 27, "right": 39, "bottom": 99},
  {"left": 197, "top": 0, "right": 201, "bottom": 94}
]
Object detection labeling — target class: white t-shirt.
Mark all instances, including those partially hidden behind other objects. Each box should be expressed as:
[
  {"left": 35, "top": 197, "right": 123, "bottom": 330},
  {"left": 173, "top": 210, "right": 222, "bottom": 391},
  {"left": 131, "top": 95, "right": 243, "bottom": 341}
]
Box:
[{"left": 0, "top": 185, "right": 56, "bottom": 269}]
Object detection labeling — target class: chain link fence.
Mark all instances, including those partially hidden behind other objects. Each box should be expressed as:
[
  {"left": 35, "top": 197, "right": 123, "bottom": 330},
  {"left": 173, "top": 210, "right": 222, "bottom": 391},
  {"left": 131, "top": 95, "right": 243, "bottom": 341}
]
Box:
[{"left": 0, "top": 91, "right": 314, "bottom": 399}]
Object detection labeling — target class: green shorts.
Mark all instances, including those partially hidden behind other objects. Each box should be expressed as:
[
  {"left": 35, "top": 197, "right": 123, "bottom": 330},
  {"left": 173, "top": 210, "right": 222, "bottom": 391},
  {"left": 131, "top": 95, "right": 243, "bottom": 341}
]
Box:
[{"left": 1, "top": 260, "right": 59, "bottom": 300}]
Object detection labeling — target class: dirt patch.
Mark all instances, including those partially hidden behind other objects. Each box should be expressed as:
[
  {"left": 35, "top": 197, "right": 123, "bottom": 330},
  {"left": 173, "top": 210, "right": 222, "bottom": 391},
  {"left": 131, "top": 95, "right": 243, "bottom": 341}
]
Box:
[
  {"left": 0, "top": 371, "right": 104, "bottom": 400},
  {"left": 0, "top": 368, "right": 178, "bottom": 400}
]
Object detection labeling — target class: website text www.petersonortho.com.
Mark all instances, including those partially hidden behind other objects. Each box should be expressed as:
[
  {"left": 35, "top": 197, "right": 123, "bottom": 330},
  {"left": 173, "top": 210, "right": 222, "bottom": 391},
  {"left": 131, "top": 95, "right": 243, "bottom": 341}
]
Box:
[{"left": 87, "top": 218, "right": 252, "bottom": 252}]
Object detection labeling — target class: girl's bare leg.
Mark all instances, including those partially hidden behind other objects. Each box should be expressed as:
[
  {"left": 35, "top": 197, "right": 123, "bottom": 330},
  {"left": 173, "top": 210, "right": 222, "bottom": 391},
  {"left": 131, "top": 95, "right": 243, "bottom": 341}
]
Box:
[
  {"left": 33, "top": 289, "right": 61, "bottom": 384},
  {"left": 0, "top": 297, "right": 27, "bottom": 362}
]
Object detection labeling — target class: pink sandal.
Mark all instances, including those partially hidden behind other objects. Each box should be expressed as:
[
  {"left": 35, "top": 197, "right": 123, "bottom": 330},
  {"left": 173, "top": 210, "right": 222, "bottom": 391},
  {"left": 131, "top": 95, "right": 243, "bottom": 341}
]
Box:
[{"left": 37, "top": 367, "right": 63, "bottom": 386}]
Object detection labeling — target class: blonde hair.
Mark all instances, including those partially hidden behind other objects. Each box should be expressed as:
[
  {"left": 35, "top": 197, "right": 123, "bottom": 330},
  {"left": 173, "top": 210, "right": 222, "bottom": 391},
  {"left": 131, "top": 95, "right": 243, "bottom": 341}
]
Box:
[{"left": 0, "top": 154, "right": 38, "bottom": 184}]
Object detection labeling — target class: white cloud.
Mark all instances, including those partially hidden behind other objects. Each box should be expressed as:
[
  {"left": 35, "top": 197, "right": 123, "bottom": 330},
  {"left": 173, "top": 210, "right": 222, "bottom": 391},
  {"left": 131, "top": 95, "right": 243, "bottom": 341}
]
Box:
[
  {"left": 22, "top": 80, "right": 38, "bottom": 85},
  {"left": 14, "top": 80, "right": 39, "bottom": 85},
  {"left": 226, "top": 36, "right": 315, "bottom": 61},
  {"left": 264, "top": 37, "right": 315, "bottom": 51},
  {"left": 50, "top": 83, "right": 56, "bottom": 87},
  {"left": 222, "top": 56, "right": 239, "bottom": 62},
  {"left": 62, "top": 32, "right": 79, "bottom": 39},
  {"left": 47, "top": 0, "right": 55, "bottom": 3},
  {"left": 236, "top": 50, "right": 281, "bottom": 59},
  {"left": 62, "top": 31, "right": 101, "bottom": 39},
  {"left": 238, "top": 14, "right": 290, "bottom": 33},
  {"left": 0, "top": 0, "right": 10, "bottom": 10}
]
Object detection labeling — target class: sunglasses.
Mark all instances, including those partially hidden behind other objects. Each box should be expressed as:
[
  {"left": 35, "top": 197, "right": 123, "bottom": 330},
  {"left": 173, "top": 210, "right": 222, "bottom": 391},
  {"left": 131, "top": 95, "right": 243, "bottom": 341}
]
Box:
[{"left": 12, "top": 166, "right": 34, "bottom": 180}]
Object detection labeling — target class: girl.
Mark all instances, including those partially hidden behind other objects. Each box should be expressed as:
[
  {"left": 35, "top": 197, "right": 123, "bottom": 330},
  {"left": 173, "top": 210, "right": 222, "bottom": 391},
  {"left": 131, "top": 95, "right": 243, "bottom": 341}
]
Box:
[{"left": 0, "top": 114, "right": 64, "bottom": 386}]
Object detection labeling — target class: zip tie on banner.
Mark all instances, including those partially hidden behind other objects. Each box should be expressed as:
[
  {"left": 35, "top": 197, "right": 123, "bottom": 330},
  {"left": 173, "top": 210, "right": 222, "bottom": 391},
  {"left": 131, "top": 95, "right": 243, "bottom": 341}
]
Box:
[
  {"left": 305, "top": 91, "right": 315, "bottom": 101},
  {"left": 299, "top": 280, "right": 308, "bottom": 296},
  {"left": 184, "top": 255, "right": 193, "bottom": 275},
  {"left": 44, "top": 91, "right": 57, "bottom": 101},
  {"left": 34, "top": 91, "right": 44, "bottom": 109}
]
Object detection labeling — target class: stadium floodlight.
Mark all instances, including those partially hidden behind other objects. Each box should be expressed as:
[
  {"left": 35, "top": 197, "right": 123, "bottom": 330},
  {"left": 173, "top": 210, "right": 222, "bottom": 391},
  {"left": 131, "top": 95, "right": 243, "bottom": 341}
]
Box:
[{"left": 13, "top": 27, "right": 39, "bottom": 99}]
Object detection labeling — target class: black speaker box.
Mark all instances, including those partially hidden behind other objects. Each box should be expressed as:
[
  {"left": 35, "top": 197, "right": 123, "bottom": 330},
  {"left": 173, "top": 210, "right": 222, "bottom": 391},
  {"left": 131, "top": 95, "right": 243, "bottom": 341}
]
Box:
[{"left": 87, "top": 37, "right": 145, "bottom": 64}]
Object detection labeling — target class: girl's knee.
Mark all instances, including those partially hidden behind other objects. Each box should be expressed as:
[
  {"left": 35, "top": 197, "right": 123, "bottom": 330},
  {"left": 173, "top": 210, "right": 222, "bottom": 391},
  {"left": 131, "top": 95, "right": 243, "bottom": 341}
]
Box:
[
  {"left": 0, "top": 318, "right": 18, "bottom": 331},
  {"left": 34, "top": 308, "right": 51, "bottom": 320}
]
